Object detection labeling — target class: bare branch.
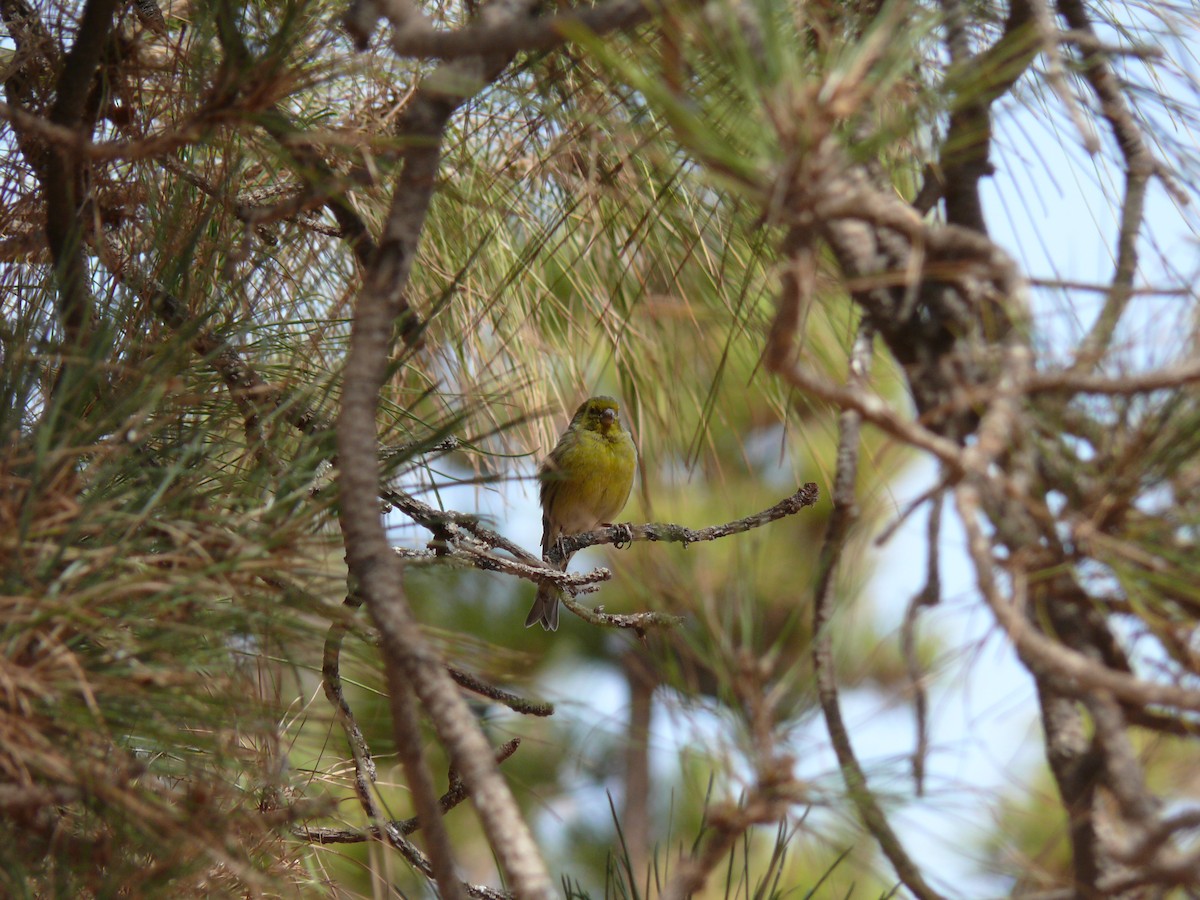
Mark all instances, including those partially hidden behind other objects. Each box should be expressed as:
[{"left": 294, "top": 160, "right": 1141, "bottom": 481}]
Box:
[
  {"left": 902, "top": 489, "right": 943, "bottom": 795},
  {"left": 446, "top": 667, "right": 554, "bottom": 717},
  {"left": 955, "top": 485, "right": 1200, "bottom": 715},
  {"left": 772, "top": 357, "right": 966, "bottom": 469},
  {"left": 322, "top": 594, "right": 378, "bottom": 803},
  {"left": 38, "top": 0, "right": 118, "bottom": 368},
  {"left": 938, "top": 0, "right": 1038, "bottom": 233},
  {"left": 1026, "top": 360, "right": 1200, "bottom": 396},
  {"left": 550, "top": 482, "right": 821, "bottom": 560},
  {"left": 382, "top": 483, "right": 817, "bottom": 631},
  {"left": 295, "top": 737, "right": 524, "bottom": 899},
  {"left": 811, "top": 321, "right": 947, "bottom": 900},
  {"left": 383, "top": 486, "right": 542, "bottom": 565},
  {"left": 296, "top": 739, "right": 523, "bottom": 848},
  {"left": 559, "top": 595, "right": 684, "bottom": 631},
  {"left": 1031, "top": 0, "right": 1100, "bottom": 153},
  {"left": 335, "top": 0, "right": 553, "bottom": 891},
  {"left": 1056, "top": 0, "right": 1159, "bottom": 369}
]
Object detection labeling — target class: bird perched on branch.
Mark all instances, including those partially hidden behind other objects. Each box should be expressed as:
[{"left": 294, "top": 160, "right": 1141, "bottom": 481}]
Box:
[{"left": 526, "top": 396, "right": 637, "bottom": 631}]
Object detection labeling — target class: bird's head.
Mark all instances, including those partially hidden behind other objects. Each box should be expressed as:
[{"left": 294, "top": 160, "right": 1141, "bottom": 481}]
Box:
[{"left": 572, "top": 396, "right": 622, "bottom": 435}]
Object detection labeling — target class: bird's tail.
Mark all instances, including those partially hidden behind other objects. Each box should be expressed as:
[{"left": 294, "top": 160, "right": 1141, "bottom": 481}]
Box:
[
  {"left": 526, "top": 555, "right": 569, "bottom": 631},
  {"left": 524, "top": 584, "right": 559, "bottom": 631}
]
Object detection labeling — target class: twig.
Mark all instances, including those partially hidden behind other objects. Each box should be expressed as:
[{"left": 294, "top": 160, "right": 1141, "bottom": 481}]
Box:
[
  {"left": 1057, "top": 29, "right": 1163, "bottom": 60},
  {"left": 382, "top": 436, "right": 462, "bottom": 465},
  {"left": 1057, "top": 0, "right": 1158, "bottom": 370},
  {"left": 316, "top": 610, "right": 466, "bottom": 894},
  {"left": 764, "top": 224, "right": 815, "bottom": 371},
  {"left": 1118, "top": 809, "right": 1200, "bottom": 868},
  {"left": 811, "top": 321, "right": 947, "bottom": 900},
  {"left": 383, "top": 486, "right": 542, "bottom": 565},
  {"left": 902, "top": 490, "right": 942, "bottom": 795},
  {"left": 1029, "top": 277, "right": 1190, "bottom": 296},
  {"left": 383, "top": 484, "right": 817, "bottom": 631},
  {"left": 559, "top": 595, "right": 684, "bottom": 632},
  {"left": 322, "top": 594, "right": 377, "bottom": 803},
  {"left": 297, "top": 739, "right": 523, "bottom": 846},
  {"left": 955, "top": 484, "right": 1200, "bottom": 714},
  {"left": 538, "top": 484, "right": 818, "bottom": 630},
  {"left": 1026, "top": 360, "right": 1200, "bottom": 396},
  {"left": 549, "top": 483, "right": 821, "bottom": 562},
  {"left": 447, "top": 667, "right": 554, "bottom": 717},
  {"left": 874, "top": 476, "right": 949, "bottom": 547},
  {"left": 1084, "top": 694, "right": 1157, "bottom": 826},
  {"left": 773, "top": 359, "right": 966, "bottom": 470},
  {"left": 1030, "top": 0, "right": 1100, "bottom": 153},
  {"left": 458, "top": 543, "right": 614, "bottom": 590}
]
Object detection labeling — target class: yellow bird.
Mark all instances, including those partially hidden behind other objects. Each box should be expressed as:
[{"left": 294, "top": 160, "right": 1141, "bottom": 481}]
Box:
[{"left": 526, "top": 397, "right": 637, "bottom": 630}]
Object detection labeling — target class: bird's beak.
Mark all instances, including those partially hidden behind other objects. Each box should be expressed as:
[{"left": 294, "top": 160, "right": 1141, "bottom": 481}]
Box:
[{"left": 602, "top": 407, "right": 617, "bottom": 425}]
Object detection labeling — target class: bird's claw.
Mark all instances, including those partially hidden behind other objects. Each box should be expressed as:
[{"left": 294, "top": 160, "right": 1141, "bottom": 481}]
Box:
[{"left": 610, "top": 523, "right": 634, "bottom": 549}]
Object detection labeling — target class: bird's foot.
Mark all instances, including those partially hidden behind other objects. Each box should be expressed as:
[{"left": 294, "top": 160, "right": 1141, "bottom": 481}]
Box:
[
  {"left": 553, "top": 535, "right": 570, "bottom": 560},
  {"left": 607, "top": 523, "right": 634, "bottom": 549}
]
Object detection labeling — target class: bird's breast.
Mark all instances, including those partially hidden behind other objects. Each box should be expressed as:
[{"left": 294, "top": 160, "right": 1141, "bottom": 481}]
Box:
[{"left": 552, "top": 431, "right": 635, "bottom": 532}]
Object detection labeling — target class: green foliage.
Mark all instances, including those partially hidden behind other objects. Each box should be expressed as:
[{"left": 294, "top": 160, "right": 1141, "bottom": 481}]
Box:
[{"left": 0, "top": 290, "right": 338, "bottom": 894}]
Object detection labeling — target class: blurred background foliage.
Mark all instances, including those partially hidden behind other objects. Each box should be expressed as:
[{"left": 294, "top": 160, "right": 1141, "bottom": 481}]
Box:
[{"left": 5, "top": 0, "right": 1196, "bottom": 895}]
